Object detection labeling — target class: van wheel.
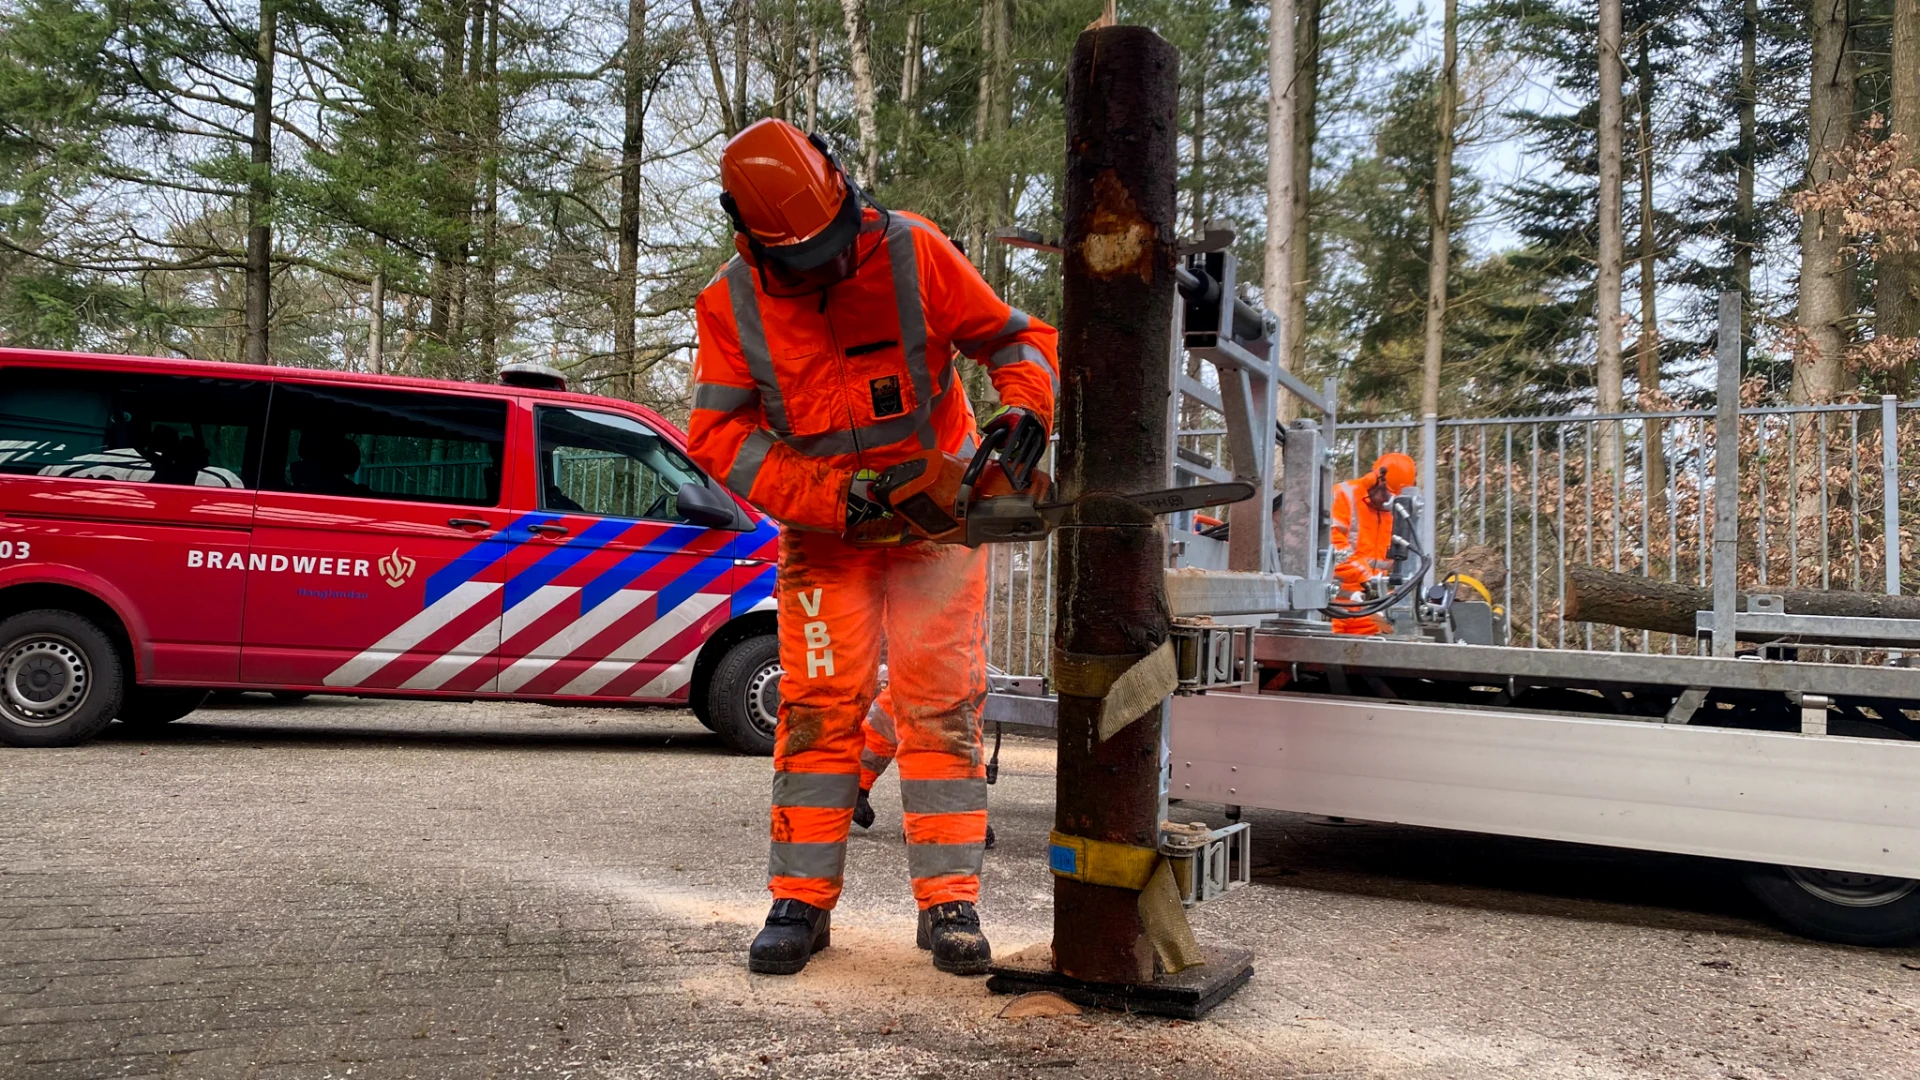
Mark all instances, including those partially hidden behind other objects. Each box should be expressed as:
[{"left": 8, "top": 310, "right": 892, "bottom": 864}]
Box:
[
  {"left": 690, "top": 689, "right": 717, "bottom": 731},
  {"left": 706, "top": 634, "right": 780, "bottom": 756},
  {"left": 118, "top": 687, "right": 210, "bottom": 729},
  {"left": 0, "top": 609, "right": 124, "bottom": 748},
  {"left": 1743, "top": 865, "right": 1920, "bottom": 946}
]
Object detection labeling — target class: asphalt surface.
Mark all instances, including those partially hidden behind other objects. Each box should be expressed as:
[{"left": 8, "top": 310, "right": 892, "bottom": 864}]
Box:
[{"left": 3, "top": 695, "right": 1918, "bottom": 1079}]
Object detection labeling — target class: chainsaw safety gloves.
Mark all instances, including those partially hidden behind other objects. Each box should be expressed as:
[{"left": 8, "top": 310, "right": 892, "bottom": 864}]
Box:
[{"left": 979, "top": 405, "right": 1048, "bottom": 490}]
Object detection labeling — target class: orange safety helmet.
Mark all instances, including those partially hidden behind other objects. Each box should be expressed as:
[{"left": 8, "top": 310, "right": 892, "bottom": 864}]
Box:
[
  {"left": 719, "top": 118, "right": 862, "bottom": 273},
  {"left": 1372, "top": 452, "right": 1417, "bottom": 493}
]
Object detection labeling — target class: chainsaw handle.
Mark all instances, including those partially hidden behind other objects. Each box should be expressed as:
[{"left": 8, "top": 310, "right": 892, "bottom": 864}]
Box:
[{"left": 955, "top": 426, "right": 1011, "bottom": 521}]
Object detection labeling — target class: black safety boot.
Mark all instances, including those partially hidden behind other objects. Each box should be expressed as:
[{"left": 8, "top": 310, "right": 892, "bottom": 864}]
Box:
[
  {"left": 984, "top": 824, "right": 996, "bottom": 851},
  {"left": 915, "top": 901, "right": 992, "bottom": 975},
  {"left": 748, "top": 899, "right": 831, "bottom": 975},
  {"left": 853, "top": 788, "right": 876, "bottom": 830}
]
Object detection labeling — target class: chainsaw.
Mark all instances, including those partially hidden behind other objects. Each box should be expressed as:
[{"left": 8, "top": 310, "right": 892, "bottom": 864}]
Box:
[{"left": 867, "top": 436, "right": 1255, "bottom": 546}]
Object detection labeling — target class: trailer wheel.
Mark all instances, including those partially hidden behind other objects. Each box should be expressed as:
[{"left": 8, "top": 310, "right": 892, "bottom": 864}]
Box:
[
  {"left": 0, "top": 609, "right": 124, "bottom": 748},
  {"left": 1743, "top": 865, "right": 1920, "bottom": 946},
  {"left": 117, "top": 687, "right": 210, "bottom": 729},
  {"left": 706, "top": 633, "right": 779, "bottom": 756}
]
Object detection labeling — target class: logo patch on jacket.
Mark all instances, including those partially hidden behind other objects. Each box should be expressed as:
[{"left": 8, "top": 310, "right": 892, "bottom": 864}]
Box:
[{"left": 869, "top": 375, "right": 904, "bottom": 418}]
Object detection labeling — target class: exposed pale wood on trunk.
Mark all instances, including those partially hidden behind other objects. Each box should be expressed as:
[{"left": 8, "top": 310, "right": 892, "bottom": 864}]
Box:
[{"left": 1564, "top": 564, "right": 1920, "bottom": 636}]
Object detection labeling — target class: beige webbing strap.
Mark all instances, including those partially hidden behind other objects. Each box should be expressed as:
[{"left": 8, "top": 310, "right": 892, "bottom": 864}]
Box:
[
  {"left": 1049, "top": 829, "right": 1205, "bottom": 974},
  {"left": 1052, "top": 640, "right": 1179, "bottom": 742}
]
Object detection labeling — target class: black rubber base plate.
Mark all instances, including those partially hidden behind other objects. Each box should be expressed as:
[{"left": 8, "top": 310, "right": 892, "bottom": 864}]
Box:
[{"left": 985, "top": 943, "right": 1254, "bottom": 1020}]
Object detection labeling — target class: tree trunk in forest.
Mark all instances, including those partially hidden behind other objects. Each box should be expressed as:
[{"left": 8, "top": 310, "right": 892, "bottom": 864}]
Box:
[
  {"left": 1264, "top": 0, "right": 1296, "bottom": 410},
  {"left": 1190, "top": 46, "right": 1206, "bottom": 235},
  {"left": 775, "top": 11, "right": 795, "bottom": 121},
  {"left": 1565, "top": 563, "right": 1920, "bottom": 637},
  {"left": 1736, "top": 0, "right": 1757, "bottom": 355},
  {"left": 1881, "top": 0, "right": 1920, "bottom": 395},
  {"left": 841, "top": 0, "right": 878, "bottom": 186},
  {"left": 1795, "top": 0, "right": 1855, "bottom": 403},
  {"left": 1596, "top": 0, "right": 1625, "bottom": 472},
  {"left": 615, "top": 0, "right": 647, "bottom": 397},
  {"left": 1285, "top": 0, "right": 1319, "bottom": 425},
  {"left": 806, "top": 25, "right": 819, "bottom": 130},
  {"left": 429, "top": 0, "right": 468, "bottom": 346},
  {"left": 901, "top": 11, "right": 923, "bottom": 105},
  {"left": 733, "top": 0, "right": 749, "bottom": 133},
  {"left": 476, "top": 0, "right": 500, "bottom": 369},
  {"left": 1635, "top": 31, "right": 1666, "bottom": 524},
  {"left": 245, "top": 0, "right": 277, "bottom": 365},
  {"left": 368, "top": 270, "right": 385, "bottom": 374},
  {"left": 692, "top": 0, "right": 737, "bottom": 137},
  {"left": 1419, "top": 0, "right": 1455, "bottom": 419},
  {"left": 1054, "top": 25, "right": 1178, "bottom": 986}
]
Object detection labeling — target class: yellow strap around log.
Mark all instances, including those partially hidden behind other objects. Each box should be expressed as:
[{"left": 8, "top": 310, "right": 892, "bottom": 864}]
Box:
[{"left": 1048, "top": 830, "right": 1205, "bottom": 973}]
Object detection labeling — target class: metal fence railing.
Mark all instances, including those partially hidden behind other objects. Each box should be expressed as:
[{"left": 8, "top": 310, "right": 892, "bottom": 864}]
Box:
[{"left": 985, "top": 396, "right": 1919, "bottom": 679}]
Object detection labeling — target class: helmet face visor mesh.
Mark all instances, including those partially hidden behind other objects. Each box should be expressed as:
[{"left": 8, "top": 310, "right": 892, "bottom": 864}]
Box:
[{"left": 762, "top": 186, "right": 861, "bottom": 272}]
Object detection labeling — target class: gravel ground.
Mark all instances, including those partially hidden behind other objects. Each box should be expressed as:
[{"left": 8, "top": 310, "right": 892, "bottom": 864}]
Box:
[{"left": 3, "top": 695, "right": 1918, "bottom": 1080}]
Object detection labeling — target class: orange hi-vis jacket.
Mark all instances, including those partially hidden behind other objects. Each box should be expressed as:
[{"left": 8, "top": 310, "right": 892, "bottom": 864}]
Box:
[
  {"left": 1329, "top": 477, "right": 1397, "bottom": 592},
  {"left": 687, "top": 208, "right": 1060, "bottom": 531}
]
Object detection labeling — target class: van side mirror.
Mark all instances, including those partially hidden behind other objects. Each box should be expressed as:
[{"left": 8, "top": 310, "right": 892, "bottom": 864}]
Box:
[{"left": 677, "top": 480, "right": 746, "bottom": 530}]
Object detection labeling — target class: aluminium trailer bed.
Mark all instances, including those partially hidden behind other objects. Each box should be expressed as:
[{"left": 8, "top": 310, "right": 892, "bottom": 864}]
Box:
[{"left": 1165, "top": 631, "right": 1920, "bottom": 945}]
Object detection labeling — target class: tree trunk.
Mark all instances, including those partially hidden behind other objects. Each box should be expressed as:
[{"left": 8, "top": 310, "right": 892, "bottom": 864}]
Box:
[
  {"left": 429, "top": 0, "right": 468, "bottom": 346},
  {"left": 1881, "top": 0, "right": 1920, "bottom": 395},
  {"left": 775, "top": 9, "right": 795, "bottom": 121},
  {"left": 616, "top": 0, "right": 647, "bottom": 397},
  {"left": 1054, "top": 25, "right": 1178, "bottom": 986},
  {"left": 1565, "top": 563, "right": 1920, "bottom": 636},
  {"left": 245, "top": 0, "right": 277, "bottom": 365},
  {"left": 1735, "top": 0, "right": 1757, "bottom": 353},
  {"left": 1285, "top": 0, "right": 1319, "bottom": 425},
  {"left": 1419, "top": 0, "right": 1455, "bottom": 419},
  {"left": 1795, "top": 0, "right": 1855, "bottom": 403},
  {"left": 840, "top": 0, "right": 878, "bottom": 186},
  {"left": 733, "top": 0, "right": 750, "bottom": 132},
  {"left": 1190, "top": 44, "right": 1206, "bottom": 235},
  {"left": 368, "top": 269, "right": 385, "bottom": 375},
  {"left": 901, "top": 11, "right": 923, "bottom": 105},
  {"left": 692, "top": 0, "right": 737, "bottom": 137},
  {"left": 1264, "top": 0, "right": 1296, "bottom": 414},
  {"left": 1595, "top": 0, "right": 1625, "bottom": 471},
  {"left": 475, "top": 0, "right": 500, "bottom": 370},
  {"left": 1635, "top": 30, "right": 1666, "bottom": 524},
  {"left": 806, "top": 25, "right": 819, "bottom": 130}
]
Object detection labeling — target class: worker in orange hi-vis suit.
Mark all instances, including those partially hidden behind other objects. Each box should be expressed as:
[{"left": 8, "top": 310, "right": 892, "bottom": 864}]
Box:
[
  {"left": 853, "top": 679, "right": 996, "bottom": 852},
  {"left": 684, "top": 118, "right": 1057, "bottom": 977},
  {"left": 1328, "top": 452, "right": 1418, "bottom": 636}
]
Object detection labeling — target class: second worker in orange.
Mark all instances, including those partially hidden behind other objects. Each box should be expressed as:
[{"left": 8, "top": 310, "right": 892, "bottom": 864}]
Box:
[{"left": 685, "top": 119, "right": 1058, "bottom": 977}]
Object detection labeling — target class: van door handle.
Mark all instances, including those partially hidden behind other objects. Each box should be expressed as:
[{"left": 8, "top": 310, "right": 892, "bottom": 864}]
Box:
[
  {"left": 447, "top": 517, "right": 491, "bottom": 529},
  {"left": 527, "top": 522, "right": 569, "bottom": 537}
]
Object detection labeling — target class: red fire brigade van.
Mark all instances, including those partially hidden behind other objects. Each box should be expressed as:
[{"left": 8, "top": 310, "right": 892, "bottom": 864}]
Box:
[{"left": 0, "top": 349, "right": 784, "bottom": 754}]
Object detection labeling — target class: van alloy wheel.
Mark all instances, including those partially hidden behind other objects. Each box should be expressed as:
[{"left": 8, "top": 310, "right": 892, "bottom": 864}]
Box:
[
  {"left": 1782, "top": 866, "right": 1919, "bottom": 908},
  {"left": 1, "top": 634, "right": 90, "bottom": 726},
  {"left": 745, "top": 660, "right": 782, "bottom": 738}
]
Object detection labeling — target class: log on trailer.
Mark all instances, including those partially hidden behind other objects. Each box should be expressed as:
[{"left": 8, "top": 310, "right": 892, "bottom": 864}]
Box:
[{"left": 1563, "top": 563, "right": 1920, "bottom": 637}]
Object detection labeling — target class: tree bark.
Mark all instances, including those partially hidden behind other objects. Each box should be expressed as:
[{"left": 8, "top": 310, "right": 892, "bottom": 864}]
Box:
[
  {"left": 368, "top": 269, "right": 385, "bottom": 375},
  {"left": 1735, "top": 0, "right": 1757, "bottom": 353},
  {"left": 1565, "top": 563, "right": 1920, "bottom": 636},
  {"left": 1596, "top": 0, "right": 1625, "bottom": 471},
  {"left": 901, "top": 11, "right": 923, "bottom": 104},
  {"left": 475, "top": 0, "right": 500, "bottom": 370},
  {"left": 1264, "top": 0, "right": 1296, "bottom": 418},
  {"left": 806, "top": 25, "right": 819, "bottom": 130},
  {"left": 1190, "top": 43, "right": 1206, "bottom": 235},
  {"left": 692, "top": 0, "right": 737, "bottom": 137},
  {"left": 1285, "top": 0, "right": 1319, "bottom": 425},
  {"left": 616, "top": 0, "right": 647, "bottom": 397},
  {"left": 734, "top": 0, "right": 750, "bottom": 133},
  {"left": 1419, "top": 0, "right": 1455, "bottom": 419},
  {"left": 841, "top": 0, "right": 879, "bottom": 186},
  {"left": 1054, "top": 25, "right": 1178, "bottom": 987},
  {"left": 1635, "top": 30, "right": 1666, "bottom": 523},
  {"left": 1881, "top": 0, "right": 1920, "bottom": 395},
  {"left": 245, "top": 0, "right": 277, "bottom": 365},
  {"left": 1795, "top": 0, "right": 1855, "bottom": 403}
]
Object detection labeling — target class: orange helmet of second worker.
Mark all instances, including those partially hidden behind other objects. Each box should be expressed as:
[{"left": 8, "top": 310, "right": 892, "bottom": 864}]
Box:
[
  {"left": 719, "top": 118, "right": 858, "bottom": 270},
  {"left": 1373, "top": 452, "right": 1417, "bottom": 493}
]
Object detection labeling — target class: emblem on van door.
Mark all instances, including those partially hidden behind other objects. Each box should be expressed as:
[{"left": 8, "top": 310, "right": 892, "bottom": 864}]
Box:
[{"left": 377, "top": 549, "right": 417, "bottom": 588}]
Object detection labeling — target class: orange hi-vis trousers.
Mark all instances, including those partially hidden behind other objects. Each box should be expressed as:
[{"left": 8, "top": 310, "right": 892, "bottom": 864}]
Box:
[
  {"left": 860, "top": 687, "right": 897, "bottom": 790},
  {"left": 768, "top": 530, "right": 989, "bottom": 911}
]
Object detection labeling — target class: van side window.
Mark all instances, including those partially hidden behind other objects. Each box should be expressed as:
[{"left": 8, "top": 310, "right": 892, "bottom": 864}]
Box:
[
  {"left": 536, "top": 406, "right": 705, "bottom": 522},
  {"left": 0, "top": 366, "right": 268, "bottom": 488},
  {"left": 264, "top": 384, "right": 506, "bottom": 507}
]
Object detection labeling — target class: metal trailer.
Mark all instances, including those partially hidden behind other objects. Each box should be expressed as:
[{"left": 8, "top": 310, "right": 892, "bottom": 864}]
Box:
[{"left": 985, "top": 237, "right": 1920, "bottom": 945}]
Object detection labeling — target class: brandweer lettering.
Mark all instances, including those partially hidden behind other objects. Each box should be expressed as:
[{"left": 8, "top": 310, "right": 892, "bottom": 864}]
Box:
[{"left": 187, "top": 550, "right": 372, "bottom": 577}]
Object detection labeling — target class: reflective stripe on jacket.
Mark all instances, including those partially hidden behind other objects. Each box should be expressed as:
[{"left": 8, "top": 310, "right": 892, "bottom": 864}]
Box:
[
  {"left": 1329, "top": 478, "right": 1396, "bottom": 589},
  {"left": 686, "top": 208, "right": 1059, "bottom": 532}
]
